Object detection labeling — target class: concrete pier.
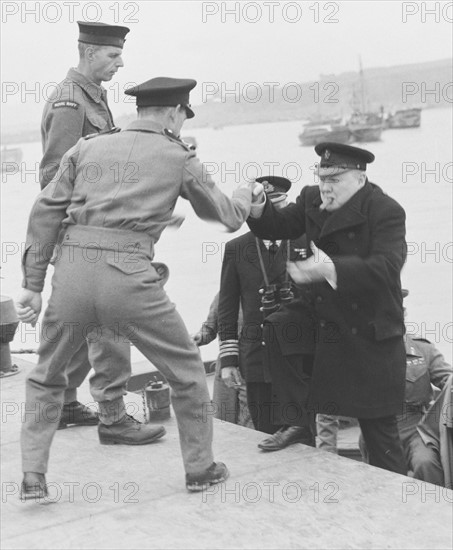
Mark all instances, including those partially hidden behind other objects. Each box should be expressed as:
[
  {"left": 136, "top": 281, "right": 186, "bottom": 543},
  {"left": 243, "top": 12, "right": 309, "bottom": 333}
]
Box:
[{"left": 1, "top": 357, "right": 452, "bottom": 550}]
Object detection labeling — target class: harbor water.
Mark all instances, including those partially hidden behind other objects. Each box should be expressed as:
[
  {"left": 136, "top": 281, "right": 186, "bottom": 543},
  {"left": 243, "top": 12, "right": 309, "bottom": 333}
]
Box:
[{"left": 1, "top": 106, "right": 452, "bottom": 364}]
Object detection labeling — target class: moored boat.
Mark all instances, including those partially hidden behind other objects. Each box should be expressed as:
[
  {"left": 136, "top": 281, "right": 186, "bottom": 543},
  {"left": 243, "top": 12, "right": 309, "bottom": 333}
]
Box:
[
  {"left": 386, "top": 107, "right": 422, "bottom": 129},
  {"left": 348, "top": 111, "right": 384, "bottom": 142},
  {"left": 298, "top": 123, "right": 351, "bottom": 146}
]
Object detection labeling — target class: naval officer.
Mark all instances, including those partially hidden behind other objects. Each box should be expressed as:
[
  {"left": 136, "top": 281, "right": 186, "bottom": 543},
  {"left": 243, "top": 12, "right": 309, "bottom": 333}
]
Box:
[
  {"left": 218, "top": 176, "right": 311, "bottom": 439},
  {"left": 39, "top": 21, "right": 130, "bottom": 431},
  {"left": 248, "top": 142, "right": 408, "bottom": 474},
  {"left": 17, "top": 77, "right": 257, "bottom": 497}
]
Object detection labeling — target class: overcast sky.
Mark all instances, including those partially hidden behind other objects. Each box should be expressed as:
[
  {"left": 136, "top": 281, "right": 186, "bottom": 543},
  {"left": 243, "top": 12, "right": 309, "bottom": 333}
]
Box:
[{"left": 1, "top": 0, "right": 452, "bottom": 126}]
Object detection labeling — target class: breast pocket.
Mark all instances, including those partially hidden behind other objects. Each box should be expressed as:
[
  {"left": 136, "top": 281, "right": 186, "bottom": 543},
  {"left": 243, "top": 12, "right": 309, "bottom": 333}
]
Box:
[
  {"left": 405, "top": 359, "right": 431, "bottom": 403},
  {"left": 406, "top": 358, "right": 427, "bottom": 383},
  {"left": 85, "top": 110, "right": 109, "bottom": 132}
]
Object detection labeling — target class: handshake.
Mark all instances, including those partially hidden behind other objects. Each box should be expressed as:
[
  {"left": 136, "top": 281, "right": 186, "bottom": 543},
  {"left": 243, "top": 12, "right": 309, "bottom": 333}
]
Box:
[
  {"left": 251, "top": 181, "right": 265, "bottom": 202},
  {"left": 237, "top": 180, "right": 266, "bottom": 204}
]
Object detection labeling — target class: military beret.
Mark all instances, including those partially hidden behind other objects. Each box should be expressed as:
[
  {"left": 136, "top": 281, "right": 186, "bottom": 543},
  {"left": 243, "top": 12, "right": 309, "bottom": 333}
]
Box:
[
  {"left": 77, "top": 21, "right": 130, "bottom": 48},
  {"left": 315, "top": 142, "right": 375, "bottom": 176},
  {"left": 125, "top": 77, "right": 197, "bottom": 119}
]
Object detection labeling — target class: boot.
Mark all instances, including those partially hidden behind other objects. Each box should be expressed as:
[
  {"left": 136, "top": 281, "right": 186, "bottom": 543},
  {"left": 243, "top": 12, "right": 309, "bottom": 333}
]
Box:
[
  {"left": 98, "top": 414, "right": 166, "bottom": 445},
  {"left": 20, "top": 472, "right": 48, "bottom": 500},
  {"left": 186, "top": 462, "right": 229, "bottom": 492},
  {"left": 58, "top": 401, "right": 99, "bottom": 429}
]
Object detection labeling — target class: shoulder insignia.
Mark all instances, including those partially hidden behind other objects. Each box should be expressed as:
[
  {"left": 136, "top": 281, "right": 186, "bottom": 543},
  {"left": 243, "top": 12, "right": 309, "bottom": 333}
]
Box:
[
  {"left": 162, "top": 128, "right": 194, "bottom": 151},
  {"left": 84, "top": 126, "right": 121, "bottom": 140},
  {"left": 181, "top": 139, "right": 196, "bottom": 151},
  {"left": 53, "top": 100, "right": 79, "bottom": 110}
]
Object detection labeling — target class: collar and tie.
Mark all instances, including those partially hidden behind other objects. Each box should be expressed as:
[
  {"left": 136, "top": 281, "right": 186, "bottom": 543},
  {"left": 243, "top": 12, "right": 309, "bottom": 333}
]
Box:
[
  {"left": 263, "top": 239, "right": 281, "bottom": 254},
  {"left": 269, "top": 241, "right": 279, "bottom": 255}
]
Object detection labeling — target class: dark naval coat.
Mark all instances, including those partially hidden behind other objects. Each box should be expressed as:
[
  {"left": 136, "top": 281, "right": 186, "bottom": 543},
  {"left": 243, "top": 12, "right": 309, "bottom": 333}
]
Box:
[
  {"left": 247, "top": 180, "right": 407, "bottom": 418},
  {"left": 218, "top": 231, "right": 305, "bottom": 383}
]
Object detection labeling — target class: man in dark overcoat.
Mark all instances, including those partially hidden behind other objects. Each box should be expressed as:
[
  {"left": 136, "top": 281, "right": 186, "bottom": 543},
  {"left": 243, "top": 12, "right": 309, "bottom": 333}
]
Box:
[{"left": 247, "top": 142, "right": 408, "bottom": 474}]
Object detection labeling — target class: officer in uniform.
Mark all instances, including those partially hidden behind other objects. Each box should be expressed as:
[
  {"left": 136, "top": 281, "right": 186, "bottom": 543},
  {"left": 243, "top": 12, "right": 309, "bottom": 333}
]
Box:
[
  {"left": 17, "top": 77, "right": 256, "bottom": 497},
  {"left": 218, "top": 177, "right": 311, "bottom": 438},
  {"left": 248, "top": 142, "right": 408, "bottom": 475},
  {"left": 392, "top": 289, "right": 452, "bottom": 484},
  {"left": 38, "top": 21, "right": 130, "bottom": 430}
]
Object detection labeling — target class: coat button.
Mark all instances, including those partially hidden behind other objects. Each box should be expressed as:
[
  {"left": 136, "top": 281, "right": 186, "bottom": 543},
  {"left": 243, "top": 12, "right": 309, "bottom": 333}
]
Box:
[
  {"left": 319, "top": 320, "right": 326, "bottom": 328},
  {"left": 351, "top": 303, "right": 358, "bottom": 310},
  {"left": 348, "top": 232, "right": 355, "bottom": 239},
  {"left": 65, "top": 234, "right": 69, "bottom": 239},
  {"left": 316, "top": 296, "right": 323, "bottom": 303},
  {"left": 261, "top": 341, "right": 266, "bottom": 347},
  {"left": 351, "top": 327, "right": 358, "bottom": 335}
]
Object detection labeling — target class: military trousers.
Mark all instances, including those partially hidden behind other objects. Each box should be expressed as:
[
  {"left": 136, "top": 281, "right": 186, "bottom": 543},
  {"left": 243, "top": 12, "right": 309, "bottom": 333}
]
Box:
[
  {"left": 21, "top": 225, "right": 214, "bottom": 475},
  {"left": 62, "top": 340, "right": 96, "bottom": 403},
  {"left": 406, "top": 432, "right": 444, "bottom": 486}
]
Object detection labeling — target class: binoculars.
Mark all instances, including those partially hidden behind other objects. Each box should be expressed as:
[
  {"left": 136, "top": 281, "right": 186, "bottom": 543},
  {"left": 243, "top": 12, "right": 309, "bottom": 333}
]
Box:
[{"left": 260, "top": 282, "right": 295, "bottom": 317}]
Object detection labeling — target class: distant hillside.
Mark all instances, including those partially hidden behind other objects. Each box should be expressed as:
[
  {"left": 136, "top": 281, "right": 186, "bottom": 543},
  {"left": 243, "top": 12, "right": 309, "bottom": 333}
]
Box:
[
  {"left": 180, "top": 58, "right": 452, "bottom": 130},
  {"left": 2, "top": 58, "right": 451, "bottom": 144}
]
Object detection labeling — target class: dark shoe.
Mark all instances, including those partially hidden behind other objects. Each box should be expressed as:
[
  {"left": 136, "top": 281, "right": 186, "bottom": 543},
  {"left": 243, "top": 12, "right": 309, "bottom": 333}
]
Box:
[
  {"left": 20, "top": 473, "right": 48, "bottom": 501},
  {"left": 58, "top": 401, "right": 99, "bottom": 429},
  {"left": 258, "top": 426, "right": 315, "bottom": 452},
  {"left": 186, "top": 462, "right": 229, "bottom": 492},
  {"left": 98, "top": 415, "right": 166, "bottom": 445}
]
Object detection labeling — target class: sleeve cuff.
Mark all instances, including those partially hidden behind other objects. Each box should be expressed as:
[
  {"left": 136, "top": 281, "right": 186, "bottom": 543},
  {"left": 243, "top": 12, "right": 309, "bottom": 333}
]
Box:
[
  {"left": 219, "top": 339, "right": 239, "bottom": 368},
  {"left": 249, "top": 194, "right": 267, "bottom": 218}
]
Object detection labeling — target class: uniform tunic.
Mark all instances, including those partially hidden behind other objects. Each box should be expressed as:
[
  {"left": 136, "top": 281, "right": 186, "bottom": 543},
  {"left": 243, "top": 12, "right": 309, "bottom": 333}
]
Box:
[
  {"left": 40, "top": 68, "right": 114, "bottom": 189},
  {"left": 399, "top": 335, "right": 452, "bottom": 444},
  {"left": 218, "top": 232, "right": 305, "bottom": 383}
]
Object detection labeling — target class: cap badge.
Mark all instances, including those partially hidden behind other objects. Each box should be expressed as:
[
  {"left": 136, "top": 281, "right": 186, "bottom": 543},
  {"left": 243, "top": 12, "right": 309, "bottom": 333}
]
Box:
[
  {"left": 324, "top": 149, "right": 330, "bottom": 160},
  {"left": 262, "top": 181, "right": 275, "bottom": 193}
]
